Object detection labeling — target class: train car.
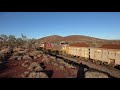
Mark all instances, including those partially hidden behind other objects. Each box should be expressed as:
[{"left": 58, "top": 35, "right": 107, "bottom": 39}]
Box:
[
  {"left": 67, "top": 46, "right": 72, "bottom": 55},
  {"left": 36, "top": 42, "right": 45, "bottom": 51},
  {"left": 115, "top": 51, "right": 120, "bottom": 65},
  {"left": 41, "top": 42, "right": 120, "bottom": 67},
  {"left": 100, "top": 44, "right": 120, "bottom": 66},
  {"left": 60, "top": 41, "right": 69, "bottom": 55},
  {"left": 90, "top": 47, "right": 103, "bottom": 64},
  {"left": 66, "top": 43, "right": 120, "bottom": 66},
  {"left": 108, "top": 50, "right": 116, "bottom": 65},
  {"left": 66, "top": 43, "right": 90, "bottom": 59},
  {"left": 89, "top": 47, "right": 96, "bottom": 60},
  {"left": 84, "top": 48, "right": 90, "bottom": 60},
  {"left": 44, "top": 42, "right": 54, "bottom": 49},
  {"left": 62, "top": 44, "right": 68, "bottom": 54},
  {"left": 90, "top": 47, "right": 116, "bottom": 65},
  {"left": 78, "top": 47, "right": 89, "bottom": 60},
  {"left": 76, "top": 48, "right": 81, "bottom": 57},
  {"left": 40, "top": 43, "right": 45, "bottom": 48},
  {"left": 95, "top": 48, "right": 102, "bottom": 61},
  {"left": 102, "top": 49, "right": 109, "bottom": 63},
  {"left": 43, "top": 42, "right": 63, "bottom": 55},
  {"left": 89, "top": 44, "right": 120, "bottom": 66}
]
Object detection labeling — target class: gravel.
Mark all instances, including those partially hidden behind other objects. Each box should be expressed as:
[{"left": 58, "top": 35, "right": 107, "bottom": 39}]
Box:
[{"left": 85, "top": 71, "right": 109, "bottom": 78}]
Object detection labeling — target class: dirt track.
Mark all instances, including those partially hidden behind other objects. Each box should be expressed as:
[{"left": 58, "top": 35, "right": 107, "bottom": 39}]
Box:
[{"left": 57, "top": 55, "right": 120, "bottom": 78}]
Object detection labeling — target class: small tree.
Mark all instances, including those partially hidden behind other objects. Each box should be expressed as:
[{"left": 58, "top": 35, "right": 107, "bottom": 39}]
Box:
[
  {"left": 16, "top": 38, "right": 24, "bottom": 47},
  {"left": 0, "top": 34, "right": 8, "bottom": 41},
  {"left": 7, "top": 35, "right": 16, "bottom": 47}
]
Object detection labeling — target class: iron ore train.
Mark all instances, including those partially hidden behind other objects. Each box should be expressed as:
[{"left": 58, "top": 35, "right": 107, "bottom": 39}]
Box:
[{"left": 39, "top": 42, "right": 120, "bottom": 67}]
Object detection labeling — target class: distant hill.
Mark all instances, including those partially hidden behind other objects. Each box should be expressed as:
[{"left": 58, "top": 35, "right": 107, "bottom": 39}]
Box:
[
  {"left": 37, "top": 35, "right": 63, "bottom": 43},
  {"left": 37, "top": 35, "right": 120, "bottom": 47},
  {"left": 60, "top": 35, "right": 105, "bottom": 42},
  {"left": 38, "top": 35, "right": 105, "bottom": 43}
]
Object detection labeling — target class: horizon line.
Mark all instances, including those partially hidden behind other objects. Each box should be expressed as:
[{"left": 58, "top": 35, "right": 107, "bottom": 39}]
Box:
[{"left": 0, "top": 33, "right": 120, "bottom": 40}]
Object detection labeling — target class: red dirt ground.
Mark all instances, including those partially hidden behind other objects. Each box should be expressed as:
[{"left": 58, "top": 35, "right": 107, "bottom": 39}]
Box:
[
  {"left": 0, "top": 60, "right": 26, "bottom": 78},
  {"left": 0, "top": 57, "right": 75, "bottom": 78}
]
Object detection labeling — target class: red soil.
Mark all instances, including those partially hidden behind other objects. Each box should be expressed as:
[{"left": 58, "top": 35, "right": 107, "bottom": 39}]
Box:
[
  {"left": 45, "top": 64, "right": 65, "bottom": 78},
  {"left": 0, "top": 60, "right": 26, "bottom": 78},
  {"left": 0, "top": 57, "right": 75, "bottom": 78}
]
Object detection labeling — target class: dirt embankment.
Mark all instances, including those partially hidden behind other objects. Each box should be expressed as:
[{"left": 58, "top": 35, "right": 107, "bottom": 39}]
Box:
[{"left": 0, "top": 56, "right": 77, "bottom": 78}]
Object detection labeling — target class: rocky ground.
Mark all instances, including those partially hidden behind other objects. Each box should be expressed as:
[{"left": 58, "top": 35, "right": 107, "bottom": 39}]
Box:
[{"left": 0, "top": 47, "right": 110, "bottom": 78}]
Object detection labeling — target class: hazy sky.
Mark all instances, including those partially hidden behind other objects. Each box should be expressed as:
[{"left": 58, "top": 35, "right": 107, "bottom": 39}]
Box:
[{"left": 0, "top": 12, "right": 120, "bottom": 39}]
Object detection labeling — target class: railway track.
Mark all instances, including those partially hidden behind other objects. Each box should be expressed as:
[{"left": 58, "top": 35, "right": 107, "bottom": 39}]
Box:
[
  {"left": 45, "top": 52, "right": 120, "bottom": 78},
  {"left": 61, "top": 55, "right": 120, "bottom": 78}
]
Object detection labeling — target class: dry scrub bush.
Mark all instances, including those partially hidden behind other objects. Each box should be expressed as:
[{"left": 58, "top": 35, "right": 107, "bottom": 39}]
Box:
[
  {"left": 30, "top": 62, "right": 39, "bottom": 68},
  {"left": 23, "top": 55, "right": 32, "bottom": 60},
  {"left": 27, "top": 62, "right": 43, "bottom": 72},
  {"left": 0, "top": 54, "right": 5, "bottom": 62},
  {"left": 17, "top": 56, "right": 22, "bottom": 60},
  {"left": 28, "top": 72, "right": 48, "bottom": 78},
  {"left": 24, "top": 71, "right": 30, "bottom": 77},
  {"left": 34, "top": 66, "right": 43, "bottom": 72},
  {"left": 33, "top": 56, "right": 37, "bottom": 59},
  {"left": 59, "top": 65, "right": 65, "bottom": 72},
  {"left": 37, "top": 54, "right": 42, "bottom": 58},
  {"left": 0, "top": 48, "right": 12, "bottom": 54},
  {"left": 53, "top": 63, "right": 59, "bottom": 67},
  {"left": 38, "top": 72, "right": 48, "bottom": 78},
  {"left": 42, "top": 57, "right": 50, "bottom": 64},
  {"left": 9, "top": 56, "right": 18, "bottom": 60},
  {"left": 29, "top": 51, "right": 41, "bottom": 57},
  {"left": 13, "top": 48, "right": 24, "bottom": 52},
  {"left": 28, "top": 72, "right": 36, "bottom": 78},
  {"left": 22, "top": 60, "right": 31, "bottom": 68}
]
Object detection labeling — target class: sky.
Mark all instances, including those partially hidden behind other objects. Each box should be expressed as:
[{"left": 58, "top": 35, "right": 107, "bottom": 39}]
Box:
[{"left": 0, "top": 12, "right": 120, "bottom": 40}]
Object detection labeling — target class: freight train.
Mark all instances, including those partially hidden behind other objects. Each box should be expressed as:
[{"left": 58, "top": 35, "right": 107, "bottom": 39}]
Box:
[{"left": 39, "top": 42, "right": 120, "bottom": 67}]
